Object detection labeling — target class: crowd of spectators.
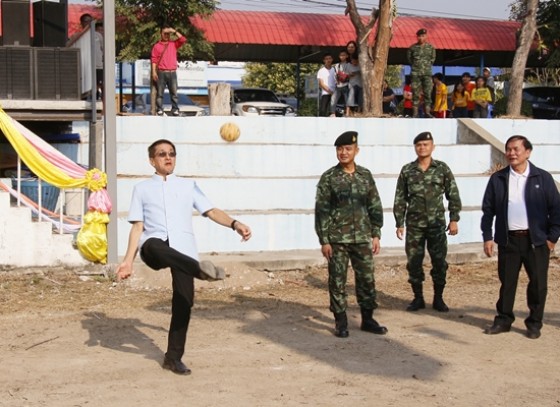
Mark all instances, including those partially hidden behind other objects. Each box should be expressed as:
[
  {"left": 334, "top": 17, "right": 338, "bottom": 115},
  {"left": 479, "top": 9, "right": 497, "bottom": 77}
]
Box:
[{"left": 318, "top": 32, "right": 495, "bottom": 119}]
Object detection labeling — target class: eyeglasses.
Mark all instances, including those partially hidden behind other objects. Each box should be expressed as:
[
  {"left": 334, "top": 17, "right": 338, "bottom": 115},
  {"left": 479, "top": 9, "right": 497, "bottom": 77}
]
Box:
[{"left": 156, "top": 151, "right": 176, "bottom": 158}]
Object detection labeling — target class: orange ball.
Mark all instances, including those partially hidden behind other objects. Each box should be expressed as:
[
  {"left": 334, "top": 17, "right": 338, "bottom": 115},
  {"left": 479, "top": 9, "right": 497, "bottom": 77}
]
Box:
[{"left": 220, "top": 122, "right": 241, "bottom": 142}]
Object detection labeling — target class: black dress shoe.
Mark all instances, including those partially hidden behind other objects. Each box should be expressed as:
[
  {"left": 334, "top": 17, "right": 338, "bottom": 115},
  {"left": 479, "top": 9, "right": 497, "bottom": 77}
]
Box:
[
  {"left": 162, "top": 356, "right": 192, "bottom": 375},
  {"left": 484, "top": 323, "right": 511, "bottom": 335},
  {"left": 526, "top": 328, "right": 541, "bottom": 339}
]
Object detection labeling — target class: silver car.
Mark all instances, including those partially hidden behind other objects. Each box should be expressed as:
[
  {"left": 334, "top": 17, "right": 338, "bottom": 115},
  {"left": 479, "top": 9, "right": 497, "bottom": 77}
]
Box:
[
  {"left": 123, "top": 92, "right": 207, "bottom": 116},
  {"left": 231, "top": 88, "right": 296, "bottom": 116}
]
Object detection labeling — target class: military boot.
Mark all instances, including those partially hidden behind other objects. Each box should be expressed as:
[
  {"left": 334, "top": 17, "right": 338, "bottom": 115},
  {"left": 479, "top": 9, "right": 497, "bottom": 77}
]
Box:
[
  {"left": 360, "top": 308, "right": 388, "bottom": 335},
  {"left": 406, "top": 283, "right": 426, "bottom": 312},
  {"left": 412, "top": 106, "right": 419, "bottom": 118},
  {"left": 334, "top": 312, "right": 349, "bottom": 338},
  {"left": 433, "top": 284, "right": 449, "bottom": 312}
]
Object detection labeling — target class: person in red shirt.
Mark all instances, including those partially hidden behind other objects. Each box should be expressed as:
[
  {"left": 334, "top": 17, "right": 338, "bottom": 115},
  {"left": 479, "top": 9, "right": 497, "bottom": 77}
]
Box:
[
  {"left": 461, "top": 72, "right": 476, "bottom": 118},
  {"left": 403, "top": 77, "right": 413, "bottom": 117},
  {"left": 151, "top": 25, "right": 187, "bottom": 116}
]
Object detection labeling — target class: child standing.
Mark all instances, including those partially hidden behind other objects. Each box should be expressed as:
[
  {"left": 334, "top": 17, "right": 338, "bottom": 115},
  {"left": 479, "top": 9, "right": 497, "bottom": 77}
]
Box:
[
  {"left": 432, "top": 73, "right": 448, "bottom": 118},
  {"left": 451, "top": 81, "right": 469, "bottom": 118},
  {"left": 471, "top": 76, "right": 492, "bottom": 118}
]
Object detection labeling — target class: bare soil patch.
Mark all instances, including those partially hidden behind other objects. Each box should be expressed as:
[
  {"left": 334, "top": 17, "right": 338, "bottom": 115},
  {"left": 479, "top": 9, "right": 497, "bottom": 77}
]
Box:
[{"left": 1, "top": 259, "right": 559, "bottom": 406}]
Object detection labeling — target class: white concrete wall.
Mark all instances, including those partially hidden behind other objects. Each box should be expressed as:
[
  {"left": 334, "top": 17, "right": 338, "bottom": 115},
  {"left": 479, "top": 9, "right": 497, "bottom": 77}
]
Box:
[
  {"left": 112, "top": 117, "right": 560, "bottom": 257},
  {"left": 0, "top": 191, "right": 88, "bottom": 267}
]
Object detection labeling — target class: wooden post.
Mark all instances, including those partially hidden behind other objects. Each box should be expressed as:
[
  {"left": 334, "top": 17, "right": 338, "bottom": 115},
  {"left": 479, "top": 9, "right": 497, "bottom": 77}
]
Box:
[{"left": 208, "top": 83, "right": 232, "bottom": 115}]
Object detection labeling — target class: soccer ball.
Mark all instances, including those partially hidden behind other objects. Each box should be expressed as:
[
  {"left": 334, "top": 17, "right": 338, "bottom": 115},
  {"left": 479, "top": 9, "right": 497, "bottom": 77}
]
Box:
[{"left": 220, "top": 122, "right": 241, "bottom": 142}]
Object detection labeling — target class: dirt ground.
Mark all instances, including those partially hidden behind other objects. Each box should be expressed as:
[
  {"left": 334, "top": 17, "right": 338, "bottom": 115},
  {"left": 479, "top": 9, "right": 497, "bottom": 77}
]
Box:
[{"left": 1, "top": 258, "right": 559, "bottom": 407}]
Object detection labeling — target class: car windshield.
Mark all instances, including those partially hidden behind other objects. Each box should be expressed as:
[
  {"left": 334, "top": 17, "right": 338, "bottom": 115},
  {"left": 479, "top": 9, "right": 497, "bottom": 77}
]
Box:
[{"left": 234, "top": 90, "right": 280, "bottom": 103}]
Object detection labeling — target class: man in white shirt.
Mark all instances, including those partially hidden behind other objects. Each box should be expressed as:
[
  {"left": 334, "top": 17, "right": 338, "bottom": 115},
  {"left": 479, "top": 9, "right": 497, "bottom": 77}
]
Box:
[
  {"left": 317, "top": 53, "right": 336, "bottom": 117},
  {"left": 481, "top": 135, "right": 560, "bottom": 339},
  {"left": 116, "top": 139, "right": 252, "bottom": 374}
]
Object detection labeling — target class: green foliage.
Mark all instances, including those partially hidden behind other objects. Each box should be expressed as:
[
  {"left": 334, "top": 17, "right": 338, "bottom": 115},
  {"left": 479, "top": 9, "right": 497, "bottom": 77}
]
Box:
[
  {"left": 106, "top": 0, "right": 216, "bottom": 61},
  {"left": 297, "top": 98, "right": 318, "bottom": 117},
  {"left": 242, "top": 63, "right": 320, "bottom": 98},
  {"left": 510, "top": 0, "right": 560, "bottom": 68},
  {"left": 537, "top": 0, "right": 560, "bottom": 67},
  {"left": 385, "top": 65, "right": 403, "bottom": 89},
  {"left": 493, "top": 91, "right": 533, "bottom": 117}
]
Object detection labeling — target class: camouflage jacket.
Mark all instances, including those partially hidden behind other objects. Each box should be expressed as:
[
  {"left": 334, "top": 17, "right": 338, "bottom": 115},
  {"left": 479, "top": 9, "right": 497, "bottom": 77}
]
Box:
[
  {"left": 407, "top": 42, "right": 436, "bottom": 76},
  {"left": 393, "top": 159, "right": 461, "bottom": 229},
  {"left": 315, "top": 164, "right": 383, "bottom": 245}
]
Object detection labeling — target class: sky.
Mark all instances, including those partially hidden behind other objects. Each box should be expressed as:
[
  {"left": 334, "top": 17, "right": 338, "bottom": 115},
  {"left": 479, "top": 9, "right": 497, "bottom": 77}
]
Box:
[{"left": 216, "top": 0, "right": 514, "bottom": 21}]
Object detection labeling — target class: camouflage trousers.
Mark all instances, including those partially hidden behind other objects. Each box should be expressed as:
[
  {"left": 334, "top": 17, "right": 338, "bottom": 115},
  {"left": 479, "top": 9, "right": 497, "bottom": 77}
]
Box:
[
  {"left": 405, "top": 226, "right": 448, "bottom": 286},
  {"left": 411, "top": 73, "right": 433, "bottom": 110},
  {"left": 328, "top": 242, "right": 377, "bottom": 314}
]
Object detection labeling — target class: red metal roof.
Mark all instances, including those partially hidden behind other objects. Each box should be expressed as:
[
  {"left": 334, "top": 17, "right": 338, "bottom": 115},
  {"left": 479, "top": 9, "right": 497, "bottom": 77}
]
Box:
[
  {"left": 192, "top": 10, "right": 519, "bottom": 52},
  {"left": 0, "top": 5, "right": 518, "bottom": 53}
]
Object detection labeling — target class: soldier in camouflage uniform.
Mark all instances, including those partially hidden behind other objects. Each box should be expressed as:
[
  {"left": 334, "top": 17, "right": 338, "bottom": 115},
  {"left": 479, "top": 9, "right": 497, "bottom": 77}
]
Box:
[
  {"left": 393, "top": 132, "right": 462, "bottom": 312},
  {"left": 315, "top": 131, "right": 388, "bottom": 338},
  {"left": 407, "top": 28, "right": 436, "bottom": 118}
]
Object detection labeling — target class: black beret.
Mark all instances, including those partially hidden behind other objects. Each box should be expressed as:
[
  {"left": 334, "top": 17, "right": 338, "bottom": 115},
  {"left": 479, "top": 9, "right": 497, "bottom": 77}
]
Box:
[
  {"left": 416, "top": 28, "right": 427, "bottom": 36},
  {"left": 413, "top": 131, "right": 433, "bottom": 144},
  {"left": 334, "top": 131, "right": 358, "bottom": 146}
]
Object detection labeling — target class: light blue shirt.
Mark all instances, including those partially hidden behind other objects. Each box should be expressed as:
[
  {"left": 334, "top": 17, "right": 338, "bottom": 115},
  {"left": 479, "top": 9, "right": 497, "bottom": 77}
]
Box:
[{"left": 128, "top": 174, "right": 214, "bottom": 260}]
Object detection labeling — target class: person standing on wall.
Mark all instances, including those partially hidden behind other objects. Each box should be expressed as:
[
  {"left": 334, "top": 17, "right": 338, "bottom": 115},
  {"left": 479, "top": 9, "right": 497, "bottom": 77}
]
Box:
[
  {"left": 481, "top": 135, "right": 560, "bottom": 339},
  {"left": 407, "top": 28, "right": 436, "bottom": 118},
  {"left": 393, "top": 132, "right": 462, "bottom": 312},
  {"left": 151, "top": 25, "right": 186, "bottom": 116},
  {"left": 317, "top": 53, "right": 336, "bottom": 117},
  {"left": 315, "top": 131, "right": 388, "bottom": 338}
]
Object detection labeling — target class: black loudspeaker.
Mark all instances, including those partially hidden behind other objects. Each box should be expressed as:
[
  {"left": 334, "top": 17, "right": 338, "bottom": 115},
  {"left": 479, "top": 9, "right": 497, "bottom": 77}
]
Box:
[
  {"left": 34, "top": 47, "right": 80, "bottom": 100},
  {"left": 32, "top": 1, "right": 67, "bottom": 47},
  {"left": 1, "top": 0, "right": 31, "bottom": 46},
  {"left": 0, "top": 47, "right": 33, "bottom": 99}
]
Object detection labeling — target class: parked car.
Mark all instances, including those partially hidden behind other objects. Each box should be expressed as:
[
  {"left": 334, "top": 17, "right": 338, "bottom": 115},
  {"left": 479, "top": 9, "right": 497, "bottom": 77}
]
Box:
[
  {"left": 522, "top": 86, "right": 560, "bottom": 120},
  {"left": 122, "top": 92, "right": 207, "bottom": 116},
  {"left": 231, "top": 88, "right": 296, "bottom": 116}
]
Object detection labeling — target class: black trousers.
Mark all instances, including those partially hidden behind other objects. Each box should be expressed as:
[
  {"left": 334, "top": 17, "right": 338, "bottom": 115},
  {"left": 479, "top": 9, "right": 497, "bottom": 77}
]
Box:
[
  {"left": 140, "top": 238, "right": 204, "bottom": 360},
  {"left": 495, "top": 235, "right": 550, "bottom": 330},
  {"left": 319, "top": 94, "right": 332, "bottom": 117}
]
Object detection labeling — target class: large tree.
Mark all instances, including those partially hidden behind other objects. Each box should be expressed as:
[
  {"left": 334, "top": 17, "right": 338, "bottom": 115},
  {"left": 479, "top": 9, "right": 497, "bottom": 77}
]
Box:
[
  {"left": 109, "top": 0, "right": 216, "bottom": 62},
  {"left": 345, "top": 0, "right": 395, "bottom": 116},
  {"left": 507, "top": 0, "right": 539, "bottom": 116}
]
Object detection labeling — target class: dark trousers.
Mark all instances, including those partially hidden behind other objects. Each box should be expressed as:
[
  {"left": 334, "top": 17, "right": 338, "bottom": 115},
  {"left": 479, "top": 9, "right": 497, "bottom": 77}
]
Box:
[
  {"left": 156, "top": 70, "right": 179, "bottom": 112},
  {"left": 140, "top": 238, "right": 203, "bottom": 360},
  {"left": 319, "top": 94, "right": 332, "bottom": 117},
  {"left": 405, "top": 226, "right": 448, "bottom": 286},
  {"left": 495, "top": 236, "right": 550, "bottom": 330}
]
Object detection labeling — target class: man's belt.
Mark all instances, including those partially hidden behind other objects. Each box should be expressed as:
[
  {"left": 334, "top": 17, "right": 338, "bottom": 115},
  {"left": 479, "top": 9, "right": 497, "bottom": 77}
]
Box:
[
  {"left": 508, "top": 230, "right": 529, "bottom": 237},
  {"left": 158, "top": 69, "right": 176, "bottom": 72}
]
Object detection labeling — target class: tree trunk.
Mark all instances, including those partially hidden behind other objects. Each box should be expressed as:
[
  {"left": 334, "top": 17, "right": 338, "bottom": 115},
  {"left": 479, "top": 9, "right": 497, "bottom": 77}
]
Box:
[
  {"left": 346, "top": 0, "right": 393, "bottom": 116},
  {"left": 369, "top": 0, "right": 393, "bottom": 116},
  {"left": 507, "top": 0, "right": 539, "bottom": 116},
  {"left": 208, "top": 83, "right": 232, "bottom": 115}
]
